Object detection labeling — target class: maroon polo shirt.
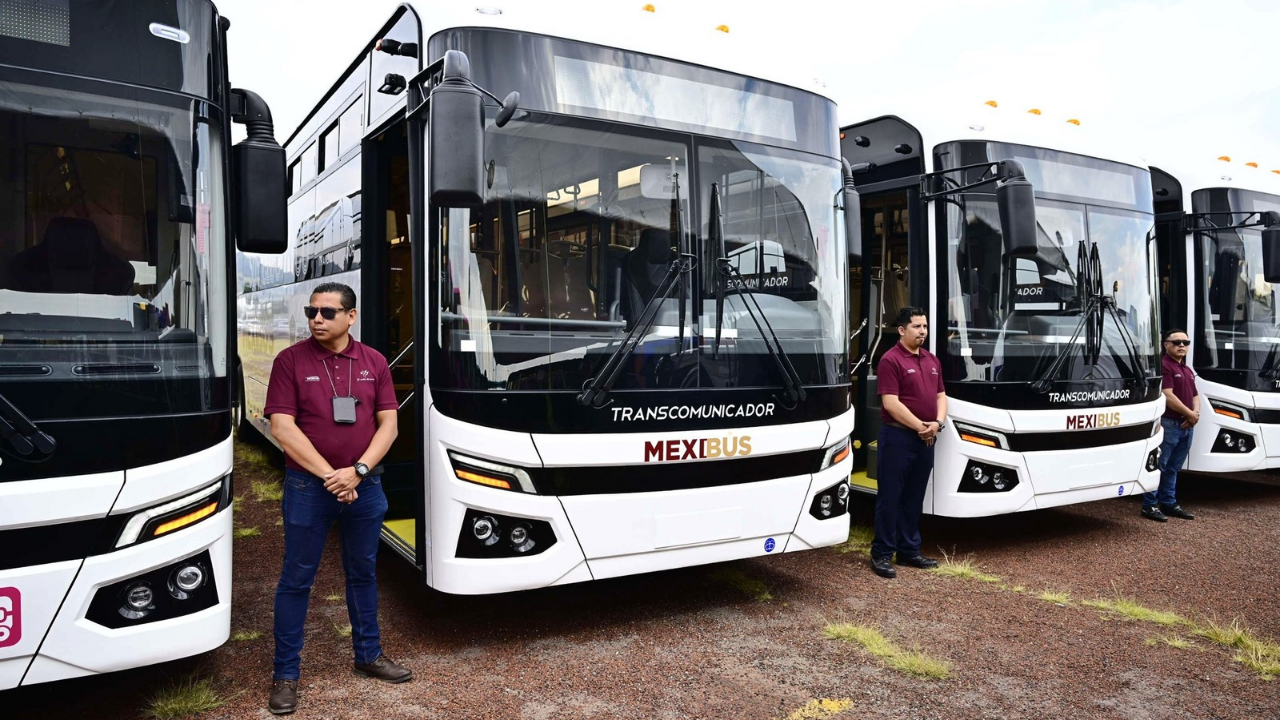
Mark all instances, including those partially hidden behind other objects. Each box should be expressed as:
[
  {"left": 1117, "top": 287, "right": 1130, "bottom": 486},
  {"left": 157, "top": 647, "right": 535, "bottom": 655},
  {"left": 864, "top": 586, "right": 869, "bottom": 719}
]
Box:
[
  {"left": 1161, "top": 354, "right": 1197, "bottom": 421},
  {"left": 264, "top": 336, "right": 398, "bottom": 472},
  {"left": 877, "top": 341, "right": 945, "bottom": 425}
]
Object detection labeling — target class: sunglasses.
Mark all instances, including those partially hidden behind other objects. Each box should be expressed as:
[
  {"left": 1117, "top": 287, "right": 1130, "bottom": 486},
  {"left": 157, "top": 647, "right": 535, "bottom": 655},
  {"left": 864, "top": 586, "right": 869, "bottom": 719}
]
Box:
[
  {"left": 304, "top": 305, "right": 348, "bottom": 320},
  {"left": 1164, "top": 339, "right": 1191, "bottom": 346}
]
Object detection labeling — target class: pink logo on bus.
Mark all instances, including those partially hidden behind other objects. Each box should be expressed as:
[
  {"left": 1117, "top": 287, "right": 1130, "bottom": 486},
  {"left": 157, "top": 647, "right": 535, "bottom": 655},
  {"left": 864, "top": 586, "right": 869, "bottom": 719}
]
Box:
[{"left": 0, "top": 587, "right": 20, "bottom": 648}]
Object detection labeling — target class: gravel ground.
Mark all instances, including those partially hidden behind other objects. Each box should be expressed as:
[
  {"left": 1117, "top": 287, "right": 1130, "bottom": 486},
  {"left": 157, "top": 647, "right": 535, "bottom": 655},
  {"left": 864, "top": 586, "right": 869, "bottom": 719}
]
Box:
[{"left": 8, "top": 449, "right": 1280, "bottom": 720}]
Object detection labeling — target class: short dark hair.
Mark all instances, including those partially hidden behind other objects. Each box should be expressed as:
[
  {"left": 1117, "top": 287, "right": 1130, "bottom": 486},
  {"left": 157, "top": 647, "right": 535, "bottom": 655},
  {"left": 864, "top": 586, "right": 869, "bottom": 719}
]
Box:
[
  {"left": 311, "top": 282, "right": 356, "bottom": 311},
  {"left": 1162, "top": 328, "right": 1188, "bottom": 342},
  {"left": 895, "top": 306, "right": 927, "bottom": 328}
]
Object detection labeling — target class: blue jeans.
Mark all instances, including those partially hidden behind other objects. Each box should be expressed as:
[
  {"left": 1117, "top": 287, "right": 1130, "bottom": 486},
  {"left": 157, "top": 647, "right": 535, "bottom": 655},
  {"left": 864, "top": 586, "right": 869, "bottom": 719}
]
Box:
[
  {"left": 872, "top": 425, "right": 935, "bottom": 560},
  {"left": 273, "top": 468, "right": 388, "bottom": 680},
  {"left": 1144, "top": 418, "right": 1193, "bottom": 509}
]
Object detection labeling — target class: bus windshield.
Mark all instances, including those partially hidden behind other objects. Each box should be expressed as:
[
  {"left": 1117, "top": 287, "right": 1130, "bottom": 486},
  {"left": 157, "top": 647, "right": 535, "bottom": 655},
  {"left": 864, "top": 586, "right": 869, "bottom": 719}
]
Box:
[
  {"left": 1194, "top": 187, "right": 1280, "bottom": 389},
  {"left": 0, "top": 70, "right": 228, "bottom": 417},
  {"left": 938, "top": 141, "right": 1158, "bottom": 386},
  {"left": 434, "top": 112, "right": 847, "bottom": 393}
]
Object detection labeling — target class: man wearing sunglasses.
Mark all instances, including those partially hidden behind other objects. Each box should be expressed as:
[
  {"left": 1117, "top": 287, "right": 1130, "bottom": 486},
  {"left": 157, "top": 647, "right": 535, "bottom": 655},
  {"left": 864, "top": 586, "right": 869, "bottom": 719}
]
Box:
[
  {"left": 262, "top": 282, "right": 410, "bottom": 714},
  {"left": 1143, "top": 329, "right": 1198, "bottom": 523}
]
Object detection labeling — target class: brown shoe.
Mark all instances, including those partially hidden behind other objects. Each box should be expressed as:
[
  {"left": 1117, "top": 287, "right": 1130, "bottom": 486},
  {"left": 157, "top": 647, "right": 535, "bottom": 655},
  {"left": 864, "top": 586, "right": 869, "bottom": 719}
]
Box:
[
  {"left": 354, "top": 654, "right": 413, "bottom": 684},
  {"left": 268, "top": 678, "right": 298, "bottom": 715}
]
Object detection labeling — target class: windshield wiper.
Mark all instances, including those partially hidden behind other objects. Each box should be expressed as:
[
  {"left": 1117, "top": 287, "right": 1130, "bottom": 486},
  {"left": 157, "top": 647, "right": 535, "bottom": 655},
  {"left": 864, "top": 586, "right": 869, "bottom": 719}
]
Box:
[
  {"left": 0, "top": 391, "right": 56, "bottom": 460},
  {"left": 577, "top": 173, "right": 693, "bottom": 409},
  {"left": 708, "top": 182, "right": 807, "bottom": 408}
]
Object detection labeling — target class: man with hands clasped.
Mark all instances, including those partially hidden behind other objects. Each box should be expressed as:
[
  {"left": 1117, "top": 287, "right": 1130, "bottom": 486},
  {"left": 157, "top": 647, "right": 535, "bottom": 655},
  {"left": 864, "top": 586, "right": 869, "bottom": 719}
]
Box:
[
  {"left": 262, "top": 282, "right": 410, "bottom": 715},
  {"left": 1142, "top": 329, "right": 1198, "bottom": 523},
  {"left": 870, "top": 307, "right": 948, "bottom": 579}
]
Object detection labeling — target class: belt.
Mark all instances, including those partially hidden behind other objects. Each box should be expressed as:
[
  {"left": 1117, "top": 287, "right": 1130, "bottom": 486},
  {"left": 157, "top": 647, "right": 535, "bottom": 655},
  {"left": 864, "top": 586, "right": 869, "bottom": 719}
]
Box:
[{"left": 885, "top": 421, "right": 911, "bottom": 430}]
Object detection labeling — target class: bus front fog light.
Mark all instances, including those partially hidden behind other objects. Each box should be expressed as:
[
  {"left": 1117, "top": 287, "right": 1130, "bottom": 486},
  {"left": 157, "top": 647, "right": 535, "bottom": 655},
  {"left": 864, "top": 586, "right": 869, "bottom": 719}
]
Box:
[
  {"left": 992, "top": 471, "right": 1006, "bottom": 490},
  {"left": 837, "top": 483, "right": 850, "bottom": 501},
  {"left": 509, "top": 523, "right": 535, "bottom": 553},
  {"left": 169, "top": 564, "right": 206, "bottom": 599},
  {"left": 473, "top": 516, "right": 500, "bottom": 546},
  {"left": 119, "top": 583, "right": 154, "bottom": 619},
  {"left": 970, "top": 466, "right": 983, "bottom": 481},
  {"left": 1222, "top": 433, "right": 1234, "bottom": 448},
  {"left": 820, "top": 494, "right": 833, "bottom": 512}
]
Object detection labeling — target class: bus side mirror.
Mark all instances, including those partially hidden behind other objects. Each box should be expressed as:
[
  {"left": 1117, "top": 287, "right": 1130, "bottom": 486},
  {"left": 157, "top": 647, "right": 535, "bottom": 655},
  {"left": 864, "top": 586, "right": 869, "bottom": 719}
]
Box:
[
  {"left": 230, "top": 88, "right": 287, "bottom": 254},
  {"left": 996, "top": 159, "right": 1037, "bottom": 256},
  {"left": 842, "top": 159, "right": 862, "bottom": 264},
  {"left": 1262, "top": 211, "right": 1280, "bottom": 283},
  {"left": 429, "top": 51, "right": 485, "bottom": 208}
]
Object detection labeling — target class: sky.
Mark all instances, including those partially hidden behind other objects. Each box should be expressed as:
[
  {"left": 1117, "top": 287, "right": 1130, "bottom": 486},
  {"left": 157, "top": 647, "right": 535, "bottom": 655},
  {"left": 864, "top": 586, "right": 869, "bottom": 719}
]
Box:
[{"left": 213, "top": 0, "right": 1280, "bottom": 171}]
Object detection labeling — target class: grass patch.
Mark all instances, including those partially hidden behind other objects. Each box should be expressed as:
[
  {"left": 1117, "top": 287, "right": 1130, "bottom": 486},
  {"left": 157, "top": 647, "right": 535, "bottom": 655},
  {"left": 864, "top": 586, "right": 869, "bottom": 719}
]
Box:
[
  {"left": 709, "top": 567, "right": 773, "bottom": 602},
  {"left": 1037, "top": 590, "right": 1073, "bottom": 606},
  {"left": 1011, "top": 585, "right": 1026, "bottom": 593},
  {"left": 823, "top": 622, "right": 951, "bottom": 680},
  {"left": 928, "top": 551, "right": 1002, "bottom": 584},
  {"left": 230, "top": 630, "right": 262, "bottom": 642},
  {"left": 834, "top": 525, "right": 874, "bottom": 556},
  {"left": 144, "top": 675, "right": 223, "bottom": 719},
  {"left": 235, "top": 443, "right": 280, "bottom": 474},
  {"left": 780, "top": 698, "right": 855, "bottom": 720},
  {"left": 324, "top": 593, "right": 342, "bottom": 602},
  {"left": 1193, "top": 618, "right": 1280, "bottom": 679},
  {"left": 1194, "top": 617, "right": 1253, "bottom": 648},
  {"left": 232, "top": 526, "right": 260, "bottom": 539},
  {"left": 334, "top": 622, "right": 353, "bottom": 639},
  {"left": 251, "top": 480, "right": 283, "bottom": 503},
  {"left": 1145, "top": 634, "right": 1195, "bottom": 650},
  {"left": 1082, "top": 591, "right": 1185, "bottom": 626}
]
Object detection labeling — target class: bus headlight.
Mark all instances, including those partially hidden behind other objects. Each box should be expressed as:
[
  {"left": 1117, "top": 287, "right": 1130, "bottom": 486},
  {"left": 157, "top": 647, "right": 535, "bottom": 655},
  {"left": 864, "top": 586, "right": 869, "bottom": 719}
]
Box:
[
  {"left": 1213, "top": 430, "right": 1255, "bottom": 454},
  {"left": 119, "top": 583, "right": 154, "bottom": 619},
  {"left": 959, "top": 461, "right": 1019, "bottom": 493},
  {"left": 809, "top": 480, "right": 851, "bottom": 520},
  {"left": 169, "top": 563, "right": 207, "bottom": 599},
  {"left": 448, "top": 451, "right": 538, "bottom": 493},
  {"left": 114, "top": 475, "right": 231, "bottom": 548},
  {"left": 456, "top": 509, "right": 555, "bottom": 559},
  {"left": 88, "top": 551, "right": 219, "bottom": 629}
]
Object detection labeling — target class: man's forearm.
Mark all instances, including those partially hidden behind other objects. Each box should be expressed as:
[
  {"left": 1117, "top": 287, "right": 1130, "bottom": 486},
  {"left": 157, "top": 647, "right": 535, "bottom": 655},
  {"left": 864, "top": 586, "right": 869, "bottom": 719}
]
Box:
[
  {"left": 1164, "top": 393, "right": 1195, "bottom": 419},
  {"left": 884, "top": 397, "right": 926, "bottom": 431},
  {"left": 273, "top": 421, "right": 335, "bottom": 477},
  {"left": 936, "top": 395, "right": 948, "bottom": 424},
  {"left": 358, "top": 422, "right": 398, "bottom": 470}
]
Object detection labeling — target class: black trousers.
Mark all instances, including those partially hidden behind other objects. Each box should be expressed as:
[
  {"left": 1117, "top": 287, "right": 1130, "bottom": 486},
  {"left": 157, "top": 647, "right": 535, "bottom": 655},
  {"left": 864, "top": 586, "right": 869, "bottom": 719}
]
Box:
[{"left": 871, "top": 425, "right": 935, "bottom": 560}]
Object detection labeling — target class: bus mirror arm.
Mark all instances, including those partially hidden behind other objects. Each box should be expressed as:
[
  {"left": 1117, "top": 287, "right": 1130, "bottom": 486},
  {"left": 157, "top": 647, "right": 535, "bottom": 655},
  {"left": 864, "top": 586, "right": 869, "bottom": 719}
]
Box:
[
  {"left": 1189, "top": 209, "right": 1280, "bottom": 283},
  {"left": 230, "top": 88, "right": 288, "bottom": 254},
  {"left": 918, "top": 159, "right": 1038, "bottom": 256},
  {"left": 414, "top": 50, "right": 520, "bottom": 208},
  {"left": 841, "top": 159, "right": 863, "bottom": 264}
]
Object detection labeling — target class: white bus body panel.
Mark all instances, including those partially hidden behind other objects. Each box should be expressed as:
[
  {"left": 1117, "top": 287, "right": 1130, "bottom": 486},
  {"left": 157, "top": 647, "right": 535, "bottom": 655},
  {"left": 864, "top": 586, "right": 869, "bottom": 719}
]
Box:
[
  {"left": 1187, "top": 378, "right": 1280, "bottom": 472},
  {"left": 2, "top": 437, "right": 234, "bottom": 687},
  {"left": 427, "top": 408, "right": 852, "bottom": 594},
  {"left": 22, "top": 508, "right": 232, "bottom": 685},
  {"left": 927, "top": 398, "right": 1163, "bottom": 517}
]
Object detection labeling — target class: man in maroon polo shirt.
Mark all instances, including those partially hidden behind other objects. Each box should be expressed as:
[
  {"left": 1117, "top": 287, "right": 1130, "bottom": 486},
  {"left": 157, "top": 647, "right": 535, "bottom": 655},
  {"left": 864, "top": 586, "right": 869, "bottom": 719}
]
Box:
[
  {"left": 870, "top": 306, "right": 948, "bottom": 579},
  {"left": 1142, "top": 328, "right": 1199, "bottom": 522},
  {"left": 262, "top": 282, "right": 409, "bottom": 715}
]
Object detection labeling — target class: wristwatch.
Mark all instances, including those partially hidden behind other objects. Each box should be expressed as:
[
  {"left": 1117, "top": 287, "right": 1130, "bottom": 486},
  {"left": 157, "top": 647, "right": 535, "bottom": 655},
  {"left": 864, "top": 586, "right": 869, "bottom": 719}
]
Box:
[
  {"left": 936, "top": 421, "right": 946, "bottom": 431},
  {"left": 354, "top": 462, "right": 370, "bottom": 479}
]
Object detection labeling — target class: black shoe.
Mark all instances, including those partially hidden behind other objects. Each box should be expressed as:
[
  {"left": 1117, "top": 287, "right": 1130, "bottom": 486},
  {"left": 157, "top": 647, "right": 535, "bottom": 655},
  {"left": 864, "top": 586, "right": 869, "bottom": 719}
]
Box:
[
  {"left": 1161, "top": 504, "right": 1195, "bottom": 520},
  {"left": 871, "top": 556, "right": 896, "bottom": 579},
  {"left": 354, "top": 654, "right": 413, "bottom": 684},
  {"left": 895, "top": 554, "right": 940, "bottom": 569},
  {"left": 1141, "top": 506, "right": 1168, "bottom": 522},
  {"left": 268, "top": 679, "right": 298, "bottom": 715}
]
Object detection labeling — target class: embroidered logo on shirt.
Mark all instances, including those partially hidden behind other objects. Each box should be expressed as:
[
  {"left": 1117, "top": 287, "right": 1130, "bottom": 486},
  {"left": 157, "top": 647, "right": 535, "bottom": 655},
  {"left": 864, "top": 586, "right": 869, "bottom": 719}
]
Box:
[
  {"left": 931, "top": 367, "right": 938, "bottom": 375},
  {"left": 305, "top": 376, "right": 321, "bottom": 382},
  {"left": 907, "top": 368, "right": 916, "bottom": 374}
]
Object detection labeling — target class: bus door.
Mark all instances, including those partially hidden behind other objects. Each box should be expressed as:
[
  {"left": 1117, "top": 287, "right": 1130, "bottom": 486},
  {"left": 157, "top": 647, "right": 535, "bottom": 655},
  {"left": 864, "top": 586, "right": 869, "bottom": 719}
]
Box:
[
  {"left": 850, "top": 188, "right": 921, "bottom": 491},
  {"left": 361, "top": 121, "right": 418, "bottom": 563}
]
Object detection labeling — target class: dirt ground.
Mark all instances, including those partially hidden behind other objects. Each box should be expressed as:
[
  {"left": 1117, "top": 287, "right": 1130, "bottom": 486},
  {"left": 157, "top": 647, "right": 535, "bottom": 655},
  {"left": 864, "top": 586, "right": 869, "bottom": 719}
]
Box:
[{"left": 8, "top": 445, "right": 1280, "bottom": 720}]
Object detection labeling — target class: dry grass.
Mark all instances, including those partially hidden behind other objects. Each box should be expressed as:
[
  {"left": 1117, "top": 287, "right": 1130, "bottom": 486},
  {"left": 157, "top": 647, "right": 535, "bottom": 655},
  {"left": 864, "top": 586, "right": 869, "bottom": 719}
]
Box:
[
  {"left": 928, "top": 551, "right": 1002, "bottom": 584},
  {"left": 1037, "top": 590, "right": 1073, "bottom": 606},
  {"left": 1235, "top": 642, "right": 1280, "bottom": 679},
  {"left": 324, "top": 593, "right": 343, "bottom": 602},
  {"left": 143, "top": 675, "right": 223, "bottom": 719},
  {"left": 230, "top": 630, "right": 263, "bottom": 642},
  {"left": 1145, "top": 634, "right": 1195, "bottom": 650},
  {"left": 235, "top": 442, "right": 280, "bottom": 475},
  {"left": 232, "top": 526, "right": 261, "bottom": 539},
  {"left": 834, "top": 525, "right": 874, "bottom": 556},
  {"left": 779, "top": 698, "right": 855, "bottom": 720},
  {"left": 1193, "top": 618, "right": 1280, "bottom": 679},
  {"left": 1082, "top": 590, "right": 1185, "bottom": 626},
  {"left": 1194, "top": 617, "right": 1253, "bottom": 648},
  {"left": 709, "top": 566, "right": 773, "bottom": 602},
  {"left": 823, "top": 622, "right": 951, "bottom": 680},
  {"left": 334, "top": 622, "right": 353, "bottom": 639},
  {"left": 250, "top": 480, "right": 283, "bottom": 503}
]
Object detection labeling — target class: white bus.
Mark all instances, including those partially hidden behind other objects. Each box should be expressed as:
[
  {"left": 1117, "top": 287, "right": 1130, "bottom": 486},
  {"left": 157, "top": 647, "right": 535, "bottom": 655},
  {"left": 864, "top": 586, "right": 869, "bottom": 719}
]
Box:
[
  {"left": 0, "top": 0, "right": 286, "bottom": 688},
  {"left": 1152, "top": 157, "right": 1280, "bottom": 472},
  {"left": 840, "top": 103, "right": 1165, "bottom": 516},
  {"left": 237, "top": 2, "right": 858, "bottom": 595}
]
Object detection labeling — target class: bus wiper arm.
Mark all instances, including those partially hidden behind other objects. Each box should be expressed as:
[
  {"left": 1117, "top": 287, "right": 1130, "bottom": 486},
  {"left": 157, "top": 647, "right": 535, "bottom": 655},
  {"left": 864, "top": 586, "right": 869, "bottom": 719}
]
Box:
[
  {"left": 1030, "top": 295, "right": 1099, "bottom": 393},
  {"left": 576, "top": 253, "right": 694, "bottom": 409},
  {"left": 1099, "top": 297, "right": 1149, "bottom": 383},
  {"left": 0, "top": 391, "right": 56, "bottom": 458}
]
